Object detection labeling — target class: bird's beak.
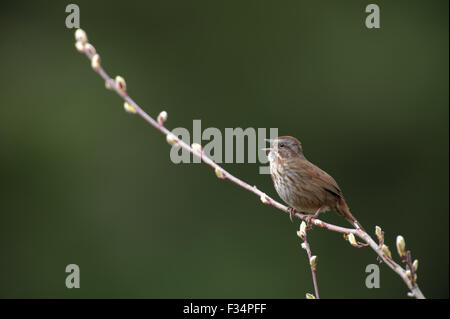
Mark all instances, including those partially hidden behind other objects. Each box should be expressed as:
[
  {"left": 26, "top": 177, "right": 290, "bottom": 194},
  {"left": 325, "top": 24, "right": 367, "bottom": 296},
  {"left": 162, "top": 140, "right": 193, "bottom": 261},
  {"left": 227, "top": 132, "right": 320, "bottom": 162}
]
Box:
[
  {"left": 261, "top": 147, "right": 272, "bottom": 155},
  {"left": 264, "top": 139, "right": 274, "bottom": 154}
]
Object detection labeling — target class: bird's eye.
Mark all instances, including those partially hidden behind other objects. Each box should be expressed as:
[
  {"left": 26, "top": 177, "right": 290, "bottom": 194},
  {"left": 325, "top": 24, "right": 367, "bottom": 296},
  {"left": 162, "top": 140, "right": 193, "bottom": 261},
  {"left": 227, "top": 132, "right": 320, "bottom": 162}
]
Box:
[{"left": 279, "top": 143, "right": 285, "bottom": 148}]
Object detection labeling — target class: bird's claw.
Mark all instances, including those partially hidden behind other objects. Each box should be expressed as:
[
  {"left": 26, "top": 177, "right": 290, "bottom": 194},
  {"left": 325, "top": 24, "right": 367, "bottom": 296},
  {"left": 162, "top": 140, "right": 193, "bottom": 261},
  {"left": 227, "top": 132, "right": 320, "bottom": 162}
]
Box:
[
  {"left": 304, "top": 207, "right": 322, "bottom": 230},
  {"left": 304, "top": 215, "right": 315, "bottom": 230},
  {"left": 287, "top": 207, "right": 296, "bottom": 222}
]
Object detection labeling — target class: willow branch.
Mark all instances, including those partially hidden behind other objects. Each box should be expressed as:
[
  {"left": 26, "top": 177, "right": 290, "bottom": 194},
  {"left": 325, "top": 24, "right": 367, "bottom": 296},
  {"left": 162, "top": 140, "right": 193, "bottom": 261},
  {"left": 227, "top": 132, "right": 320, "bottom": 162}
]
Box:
[
  {"left": 298, "top": 223, "right": 319, "bottom": 299},
  {"left": 73, "top": 29, "right": 425, "bottom": 299}
]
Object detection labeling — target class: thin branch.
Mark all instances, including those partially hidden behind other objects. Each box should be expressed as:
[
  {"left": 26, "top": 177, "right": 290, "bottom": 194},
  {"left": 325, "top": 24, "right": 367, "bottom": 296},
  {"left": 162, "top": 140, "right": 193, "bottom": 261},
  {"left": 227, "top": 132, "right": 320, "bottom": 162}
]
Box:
[
  {"left": 73, "top": 29, "right": 426, "bottom": 299},
  {"left": 298, "top": 222, "right": 319, "bottom": 298}
]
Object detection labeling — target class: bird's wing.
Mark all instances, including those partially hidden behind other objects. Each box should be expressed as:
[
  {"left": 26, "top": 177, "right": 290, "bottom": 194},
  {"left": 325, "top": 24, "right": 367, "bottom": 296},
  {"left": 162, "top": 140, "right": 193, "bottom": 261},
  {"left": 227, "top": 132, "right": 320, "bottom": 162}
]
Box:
[{"left": 301, "top": 161, "right": 343, "bottom": 198}]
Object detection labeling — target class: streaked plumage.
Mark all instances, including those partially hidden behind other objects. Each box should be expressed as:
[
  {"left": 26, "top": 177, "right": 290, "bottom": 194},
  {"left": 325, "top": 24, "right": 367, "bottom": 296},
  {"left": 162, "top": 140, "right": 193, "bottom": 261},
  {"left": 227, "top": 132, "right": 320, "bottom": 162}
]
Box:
[{"left": 266, "top": 136, "right": 363, "bottom": 230}]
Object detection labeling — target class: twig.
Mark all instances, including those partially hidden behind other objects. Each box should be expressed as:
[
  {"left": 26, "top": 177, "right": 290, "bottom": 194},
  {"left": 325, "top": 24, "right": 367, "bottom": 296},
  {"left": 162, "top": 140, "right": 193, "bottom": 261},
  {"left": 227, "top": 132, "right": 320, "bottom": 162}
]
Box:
[
  {"left": 73, "top": 29, "right": 426, "bottom": 299},
  {"left": 298, "top": 222, "right": 319, "bottom": 299}
]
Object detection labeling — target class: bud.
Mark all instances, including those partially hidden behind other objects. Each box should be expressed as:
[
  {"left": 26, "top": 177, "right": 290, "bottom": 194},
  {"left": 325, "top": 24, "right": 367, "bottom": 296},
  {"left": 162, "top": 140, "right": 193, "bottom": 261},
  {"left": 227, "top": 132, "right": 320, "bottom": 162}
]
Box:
[
  {"left": 84, "top": 43, "right": 96, "bottom": 56},
  {"left": 305, "top": 293, "right": 316, "bottom": 299},
  {"left": 412, "top": 259, "right": 419, "bottom": 272},
  {"left": 310, "top": 255, "right": 317, "bottom": 271},
  {"left": 115, "top": 76, "right": 127, "bottom": 92},
  {"left": 406, "top": 270, "right": 412, "bottom": 280},
  {"left": 91, "top": 54, "right": 101, "bottom": 71},
  {"left": 396, "top": 235, "right": 406, "bottom": 258},
  {"left": 381, "top": 244, "right": 392, "bottom": 259},
  {"left": 157, "top": 111, "right": 168, "bottom": 125},
  {"left": 299, "top": 221, "right": 307, "bottom": 240},
  {"left": 191, "top": 143, "right": 202, "bottom": 154},
  {"left": 260, "top": 193, "right": 269, "bottom": 204},
  {"left": 313, "top": 219, "right": 323, "bottom": 227},
  {"left": 348, "top": 233, "right": 357, "bottom": 247},
  {"left": 375, "top": 226, "right": 382, "bottom": 241},
  {"left": 105, "top": 79, "right": 114, "bottom": 90},
  {"left": 75, "top": 41, "right": 85, "bottom": 53},
  {"left": 166, "top": 133, "right": 178, "bottom": 146},
  {"left": 75, "top": 29, "right": 88, "bottom": 43},
  {"left": 301, "top": 242, "right": 307, "bottom": 250},
  {"left": 123, "top": 102, "right": 136, "bottom": 114},
  {"left": 214, "top": 167, "right": 225, "bottom": 179}
]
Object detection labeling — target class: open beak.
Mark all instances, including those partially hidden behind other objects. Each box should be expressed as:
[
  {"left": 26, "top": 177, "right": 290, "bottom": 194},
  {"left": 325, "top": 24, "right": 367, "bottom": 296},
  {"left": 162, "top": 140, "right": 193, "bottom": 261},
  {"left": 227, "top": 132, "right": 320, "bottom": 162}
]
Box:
[{"left": 263, "top": 139, "right": 274, "bottom": 155}]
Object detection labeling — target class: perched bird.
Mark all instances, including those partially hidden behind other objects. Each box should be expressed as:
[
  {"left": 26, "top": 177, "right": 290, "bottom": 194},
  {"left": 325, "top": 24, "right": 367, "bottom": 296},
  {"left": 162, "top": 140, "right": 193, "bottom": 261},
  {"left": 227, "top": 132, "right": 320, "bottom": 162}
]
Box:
[{"left": 264, "top": 136, "right": 364, "bottom": 230}]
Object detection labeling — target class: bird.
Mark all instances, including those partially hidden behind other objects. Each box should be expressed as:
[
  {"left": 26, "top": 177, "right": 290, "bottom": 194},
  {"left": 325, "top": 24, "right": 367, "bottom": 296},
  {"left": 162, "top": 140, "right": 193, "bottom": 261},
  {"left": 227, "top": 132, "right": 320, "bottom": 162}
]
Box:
[{"left": 263, "top": 136, "right": 365, "bottom": 231}]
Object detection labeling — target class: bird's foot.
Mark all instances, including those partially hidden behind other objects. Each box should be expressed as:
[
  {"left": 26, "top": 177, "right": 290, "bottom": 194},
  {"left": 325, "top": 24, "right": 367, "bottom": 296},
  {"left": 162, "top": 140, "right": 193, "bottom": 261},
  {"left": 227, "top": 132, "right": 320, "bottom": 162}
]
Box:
[
  {"left": 304, "top": 207, "right": 322, "bottom": 230},
  {"left": 287, "top": 207, "right": 297, "bottom": 222},
  {"left": 304, "top": 215, "right": 315, "bottom": 230}
]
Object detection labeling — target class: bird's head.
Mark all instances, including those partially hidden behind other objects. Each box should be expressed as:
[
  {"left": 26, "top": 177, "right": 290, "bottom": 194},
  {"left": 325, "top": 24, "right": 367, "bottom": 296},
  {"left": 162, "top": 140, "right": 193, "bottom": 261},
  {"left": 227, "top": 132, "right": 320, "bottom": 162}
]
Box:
[{"left": 263, "top": 136, "right": 304, "bottom": 161}]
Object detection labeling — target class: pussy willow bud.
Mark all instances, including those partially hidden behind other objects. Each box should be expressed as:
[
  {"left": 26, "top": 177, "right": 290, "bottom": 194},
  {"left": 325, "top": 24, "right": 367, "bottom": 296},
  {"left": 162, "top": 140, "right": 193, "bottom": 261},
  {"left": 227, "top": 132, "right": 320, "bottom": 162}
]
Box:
[
  {"left": 313, "top": 219, "right": 323, "bottom": 227},
  {"left": 75, "top": 29, "right": 88, "bottom": 43},
  {"left": 260, "top": 193, "right": 269, "bottom": 204},
  {"left": 375, "top": 226, "right": 383, "bottom": 243},
  {"left": 348, "top": 233, "right": 357, "bottom": 247},
  {"left": 214, "top": 167, "right": 225, "bottom": 179},
  {"left": 191, "top": 143, "right": 202, "bottom": 154},
  {"left": 310, "top": 256, "right": 317, "bottom": 271},
  {"left": 406, "top": 270, "right": 412, "bottom": 280},
  {"left": 157, "top": 111, "right": 168, "bottom": 125},
  {"left": 166, "top": 133, "right": 178, "bottom": 146},
  {"left": 105, "top": 79, "right": 114, "bottom": 90},
  {"left": 301, "top": 242, "right": 307, "bottom": 250},
  {"left": 115, "top": 76, "right": 127, "bottom": 92},
  {"left": 75, "top": 41, "right": 85, "bottom": 52},
  {"left": 413, "top": 259, "right": 419, "bottom": 272},
  {"left": 305, "top": 293, "right": 316, "bottom": 299},
  {"left": 84, "top": 43, "right": 96, "bottom": 56},
  {"left": 396, "top": 235, "right": 406, "bottom": 258},
  {"left": 91, "top": 54, "right": 100, "bottom": 71},
  {"left": 299, "top": 221, "right": 307, "bottom": 240},
  {"left": 381, "top": 244, "right": 392, "bottom": 258},
  {"left": 123, "top": 102, "right": 136, "bottom": 114}
]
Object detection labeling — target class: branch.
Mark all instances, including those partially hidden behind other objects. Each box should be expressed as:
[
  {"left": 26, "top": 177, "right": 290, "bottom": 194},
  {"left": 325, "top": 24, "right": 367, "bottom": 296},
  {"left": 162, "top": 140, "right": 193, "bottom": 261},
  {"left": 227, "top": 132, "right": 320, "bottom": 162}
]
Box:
[
  {"left": 73, "top": 29, "right": 426, "bottom": 299},
  {"left": 298, "top": 222, "right": 319, "bottom": 299}
]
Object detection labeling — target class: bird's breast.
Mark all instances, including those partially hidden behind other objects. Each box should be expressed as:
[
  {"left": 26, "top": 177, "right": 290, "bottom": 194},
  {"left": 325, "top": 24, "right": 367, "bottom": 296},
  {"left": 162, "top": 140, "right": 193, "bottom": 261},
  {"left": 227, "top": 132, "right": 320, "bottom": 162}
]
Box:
[{"left": 269, "top": 158, "right": 324, "bottom": 214}]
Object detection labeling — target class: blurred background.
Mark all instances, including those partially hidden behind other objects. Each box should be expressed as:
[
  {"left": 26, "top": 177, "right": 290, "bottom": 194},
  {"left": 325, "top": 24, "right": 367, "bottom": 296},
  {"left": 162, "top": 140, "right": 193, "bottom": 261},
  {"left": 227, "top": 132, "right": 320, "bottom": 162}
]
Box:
[{"left": 0, "top": 0, "right": 448, "bottom": 298}]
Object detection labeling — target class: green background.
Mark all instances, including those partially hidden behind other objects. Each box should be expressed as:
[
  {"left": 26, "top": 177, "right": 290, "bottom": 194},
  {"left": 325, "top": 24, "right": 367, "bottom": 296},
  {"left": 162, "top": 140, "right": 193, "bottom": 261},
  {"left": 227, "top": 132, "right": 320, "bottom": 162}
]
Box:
[{"left": 0, "top": 0, "right": 448, "bottom": 298}]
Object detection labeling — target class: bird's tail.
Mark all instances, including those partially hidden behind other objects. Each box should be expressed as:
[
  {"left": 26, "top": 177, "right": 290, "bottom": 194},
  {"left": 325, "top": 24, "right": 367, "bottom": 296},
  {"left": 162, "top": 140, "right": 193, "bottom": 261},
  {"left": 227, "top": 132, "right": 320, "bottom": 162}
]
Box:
[{"left": 336, "top": 198, "right": 366, "bottom": 232}]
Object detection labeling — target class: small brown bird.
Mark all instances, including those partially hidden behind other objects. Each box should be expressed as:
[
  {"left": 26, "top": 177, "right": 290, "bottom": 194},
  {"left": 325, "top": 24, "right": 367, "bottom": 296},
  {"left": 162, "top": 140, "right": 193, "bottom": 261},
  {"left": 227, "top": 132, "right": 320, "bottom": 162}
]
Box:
[{"left": 264, "top": 136, "right": 364, "bottom": 230}]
